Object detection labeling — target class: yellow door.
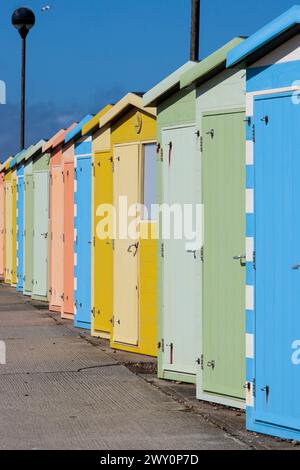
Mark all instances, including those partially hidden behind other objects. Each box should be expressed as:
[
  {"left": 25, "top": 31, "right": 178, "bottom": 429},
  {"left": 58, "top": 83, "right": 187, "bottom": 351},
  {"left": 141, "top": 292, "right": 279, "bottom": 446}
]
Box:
[
  {"left": 4, "top": 180, "right": 12, "bottom": 283},
  {"left": 113, "top": 144, "right": 140, "bottom": 346},
  {"left": 93, "top": 152, "right": 113, "bottom": 338},
  {"left": 11, "top": 176, "right": 17, "bottom": 285}
]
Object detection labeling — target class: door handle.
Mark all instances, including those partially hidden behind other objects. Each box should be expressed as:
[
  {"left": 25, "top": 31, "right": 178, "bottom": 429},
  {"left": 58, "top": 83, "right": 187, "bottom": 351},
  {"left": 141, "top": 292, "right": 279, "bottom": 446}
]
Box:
[
  {"left": 233, "top": 255, "right": 246, "bottom": 267},
  {"left": 292, "top": 263, "right": 300, "bottom": 270},
  {"left": 41, "top": 232, "right": 48, "bottom": 239},
  {"left": 187, "top": 250, "right": 197, "bottom": 259},
  {"left": 128, "top": 242, "right": 139, "bottom": 257}
]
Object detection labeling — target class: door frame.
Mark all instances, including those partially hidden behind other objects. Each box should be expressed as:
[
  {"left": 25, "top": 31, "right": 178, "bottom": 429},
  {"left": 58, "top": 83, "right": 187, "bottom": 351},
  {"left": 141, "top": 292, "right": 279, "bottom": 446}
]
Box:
[
  {"left": 159, "top": 123, "right": 198, "bottom": 384},
  {"left": 197, "top": 108, "right": 246, "bottom": 409},
  {"left": 247, "top": 88, "right": 300, "bottom": 439}
]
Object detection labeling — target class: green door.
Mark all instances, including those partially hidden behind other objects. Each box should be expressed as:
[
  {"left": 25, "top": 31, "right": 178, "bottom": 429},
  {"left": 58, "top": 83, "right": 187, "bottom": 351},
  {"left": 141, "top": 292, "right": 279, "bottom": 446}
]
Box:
[
  {"left": 33, "top": 171, "right": 49, "bottom": 300},
  {"left": 202, "top": 110, "right": 245, "bottom": 400},
  {"left": 24, "top": 175, "right": 34, "bottom": 295}
]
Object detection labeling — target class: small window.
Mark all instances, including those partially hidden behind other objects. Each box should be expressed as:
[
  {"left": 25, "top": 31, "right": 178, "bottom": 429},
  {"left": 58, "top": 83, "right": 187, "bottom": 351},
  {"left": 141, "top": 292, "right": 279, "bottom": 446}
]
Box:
[{"left": 143, "top": 143, "right": 157, "bottom": 220}]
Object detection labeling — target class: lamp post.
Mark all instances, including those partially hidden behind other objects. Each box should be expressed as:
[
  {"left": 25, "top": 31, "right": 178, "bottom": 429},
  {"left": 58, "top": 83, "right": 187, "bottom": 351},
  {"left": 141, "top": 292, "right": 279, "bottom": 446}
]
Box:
[
  {"left": 12, "top": 7, "right": 35, "bottom": 151},
  {"left": 190, "top": 0, "right": 200, "bottom": 61}
]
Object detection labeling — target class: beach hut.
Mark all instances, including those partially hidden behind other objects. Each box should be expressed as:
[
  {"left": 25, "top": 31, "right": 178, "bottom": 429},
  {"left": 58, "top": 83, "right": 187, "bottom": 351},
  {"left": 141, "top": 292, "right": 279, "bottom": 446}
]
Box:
[
  {"left": 63, "top": 115, "right": 93, "bottom": 321},
  {"left": 82, "top": 105, "right": 114, "bottom": 338},
  {"left": 0, "top": 164, "right": 4, "bottom": 280},
  {"left": 143, "top": 61, "right": 198, "bottom": 381},
  {"left": 70, "top": 118, "right": 93, "bottom": 329},
  {"left": 144, "top": 38, "right": 247, "bottom": 408},
  {"left": 43, "top": 125, "right": 76, "bottom": 312},
  {"left": 11, "top": 166, "right": 17, "bottom": 287},
  {"left": 15, "top": 152, "right": 26, "bottom": 292},
  {"left": 31, "top": 141, "right": 50, "bottom": 302},
  {"left": 227, "top": 5, "right": 300, "bottom": 441},
  {"left": 99, "top": 93, "right": 157, "bottom": 356},
  {"left": 3, "top": 158, "right": 12, "bottom": 284},
  {"left": 22, "top": 145, "right": 38, "bottom": 296},
  {"left": 179, "top": 38, "right": 246, "bottom": 408}
]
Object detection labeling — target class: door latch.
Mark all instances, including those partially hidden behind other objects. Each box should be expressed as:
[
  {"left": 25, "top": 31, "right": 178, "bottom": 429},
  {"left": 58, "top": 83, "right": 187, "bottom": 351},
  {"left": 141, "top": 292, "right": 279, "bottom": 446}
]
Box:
[
  {"left": 233, "top": 255, "right": 246, "bottom": 267},
  {"left": 260, "top": 116, "right": 269, "bottom": 125},
  {"left": 187, "top": 249, "right": 197, "bottom": 259},
  {"left": 207, "top": 360, "right": 215, "bottom": 370},
  {"left": 206, "top": 129, "right": 214, "bottom": 139},
  {"left": 292, "top": 263, "right": 300, "bottom": 270},
  {"left": 128, "top": 242, "right": 139, "bottom": 257}
]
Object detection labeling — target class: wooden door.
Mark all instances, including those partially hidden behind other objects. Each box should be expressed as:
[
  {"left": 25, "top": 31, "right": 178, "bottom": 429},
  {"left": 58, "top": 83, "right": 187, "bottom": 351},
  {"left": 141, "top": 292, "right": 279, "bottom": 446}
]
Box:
[
  {"left": 4, "top": 181, "right": 12, "bottom": 283},
  {"left": 113, "top": 144, "right": 139, "bottom": 345},
  {"left": 24, "top": 175, "right": 34, "bottom": 294},
  {"left": 50, "top": 166, "right": 64, "bottom": 309},
  {"left": 93, "top": 152, "right": 113, "bottom": 336},
  {"left": 63, "top": 162, "right": 74, "bottom": 316}
]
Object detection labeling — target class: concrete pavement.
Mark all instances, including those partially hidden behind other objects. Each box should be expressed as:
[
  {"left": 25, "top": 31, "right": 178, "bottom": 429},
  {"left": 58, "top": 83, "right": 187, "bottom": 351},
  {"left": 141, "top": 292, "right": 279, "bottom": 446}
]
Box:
[{"left": 0, "top": 283, "right": 296, "bottom": 450}]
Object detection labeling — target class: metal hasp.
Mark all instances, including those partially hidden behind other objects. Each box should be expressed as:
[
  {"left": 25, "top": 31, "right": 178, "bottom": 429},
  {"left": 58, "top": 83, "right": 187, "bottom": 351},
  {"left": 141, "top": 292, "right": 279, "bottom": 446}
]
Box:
[
  {"left": 227, "top": 4, "right": 300, "bottom": 441},
  {"left": 12, "top": 8, "right": 35, "bottom": 150}
]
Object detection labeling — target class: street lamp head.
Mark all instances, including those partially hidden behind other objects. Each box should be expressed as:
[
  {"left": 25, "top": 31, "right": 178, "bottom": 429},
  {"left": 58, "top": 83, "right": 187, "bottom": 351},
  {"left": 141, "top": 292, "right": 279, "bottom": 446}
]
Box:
[{"left": 12, "top": 7, "right": 35, "bottom": 39}]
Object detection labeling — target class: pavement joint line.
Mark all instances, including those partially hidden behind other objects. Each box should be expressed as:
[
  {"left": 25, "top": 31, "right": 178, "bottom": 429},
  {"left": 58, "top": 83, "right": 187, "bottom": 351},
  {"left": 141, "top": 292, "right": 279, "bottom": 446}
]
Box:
[{"left": 0, "top": 363, "right": 125, "bottom": 377}]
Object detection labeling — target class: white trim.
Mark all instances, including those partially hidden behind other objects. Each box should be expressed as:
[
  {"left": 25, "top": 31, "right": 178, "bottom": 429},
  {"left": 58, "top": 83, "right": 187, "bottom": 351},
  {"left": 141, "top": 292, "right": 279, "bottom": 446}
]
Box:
[
  {"left": 74, "top": 228, "right": 77, "bottom": 242},
  {"left": 246, "top": 333, "right": 254, "bottom": 359},
  {"left": 246, "top": 94, "right": 254, "bottom": 117},
  {"left": 74, "top": 179, "right": 77, "bottom": 193},
  {"left": 246, "top": 237, "right": 254, "bottom": 262},
  {"left": 74, "top": 305, "right": 77, "bottom": 316},
  {"left": 246, "top": 141, "right": 254, "bottom": 165},
  {"left": 246, "top": 382, "right": 254, "bottom": 408},
  {"left": 74, "top": 277, "right": 77, "bottom": 291},
  {"left": 246, "top": 285, "right": 254, "bottom": 311},
  {"left": 74, "top": 252, "right": 77, "bottom": 267},
  {"left": 161, "top": 123, "right": 196, "bottom": 132},
  {"left": 74, "top": 204, "right": 77, "bottom": 218},
  {"left": 248, "top": 85, "right": 300, "bottom": 98},
  {"left": 246, "top": 189, "right": 254, "bottom": 214},
  {"left": 75, "top": 153, "right": 92, "bottom": 158}
]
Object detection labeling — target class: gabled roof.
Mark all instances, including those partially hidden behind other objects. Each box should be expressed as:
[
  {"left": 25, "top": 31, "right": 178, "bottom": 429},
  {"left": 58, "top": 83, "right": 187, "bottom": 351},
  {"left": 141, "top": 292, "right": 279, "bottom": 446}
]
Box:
[
  {"left": 143, "top": 61, "right": 197, "bottom": 107},
  {"left": 43, "top": 123, "right": 77, "bottom": 153},
  {"left": 180, "top": 37, "right": 246, "bottom": 89},
  {"left": 3, "top": 157, "right": 12, "bottom": 171},
  {"left": 82, "top": 105, "right": 114, "bottom": 136},
  {"left": 25, "top": 140, "right": 47, "bottom": 161},
  {"left": 99, "top": 93, "right": 156, "bottom": 128},
  {"left": 227, "top": 5, "right": 300, "bottom": 67},
  {"left": 9, "top": 149, "right": 26, "bottom": 169},
  {"left": 65, "top": 115, "right": 94, "bottom": 143}
]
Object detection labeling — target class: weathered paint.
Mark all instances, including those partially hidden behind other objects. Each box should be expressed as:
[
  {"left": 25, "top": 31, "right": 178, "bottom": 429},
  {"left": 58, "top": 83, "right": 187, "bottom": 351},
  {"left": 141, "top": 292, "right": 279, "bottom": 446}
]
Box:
[
  {"left": 62, "top": 142, "right": 75, "bottom": 319},
  {"left": 31, "top": 142, "right": 50, "bottom": 302},
  {"left": 228, "top": 6, "right": 300, "bottom": 441},
  {"left": 16, "top": 164, "right": 25, "bottom": 292},
  {"left": 0, "top": 171, "right": 4, "bottom": 279},
  {"left": 100, "top": 93, "right": 157, "bottom": 356}
]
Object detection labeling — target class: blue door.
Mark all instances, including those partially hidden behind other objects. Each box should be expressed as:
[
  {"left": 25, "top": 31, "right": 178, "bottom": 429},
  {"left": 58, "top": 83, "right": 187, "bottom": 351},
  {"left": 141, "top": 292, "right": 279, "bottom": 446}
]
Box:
[
  {"left": 254, "top": 92, "right": 300, "bottom": 432},
  {"left": 17, "top": 167, "right": 24, "bottom": 292},
  {"left": 74, "top": 156, "right": 91, "bottom": 328}
]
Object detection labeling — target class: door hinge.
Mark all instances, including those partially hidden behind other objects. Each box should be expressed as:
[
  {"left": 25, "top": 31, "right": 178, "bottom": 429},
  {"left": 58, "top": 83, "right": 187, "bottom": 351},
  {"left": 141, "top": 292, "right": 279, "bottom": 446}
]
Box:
[
  {"left": 253, "top": 378, "right": 256, "bottom": 397},
  {"left": 92, "top": 163, "right": 95, "bottom": 177},
  {"left": 201, "top": 246, "right": 204, "bottom": 262},
  {"left": 93, "top": 236, "right": 95, "bottom": 247},
  {"left": 253, "top": 250, "right": 256, "bottom": 270},
  {"left": 161, "top": 243, "right": 164, "bottom": 258},
  {"left": 110, "top": 316, "right": 115, "bottom": 326},
  {"left": 200, "top": 136, "right": 203, "bottom": 153},
  {"left": 196, "top": 355, "right": 204, "bottom": 370},
  {"left": 160, "top": 148, "right": 164, "bottom": 162},
  {"left": 61, "top": 293, "right": 64, "bottom": 301},
  {"left": 91, "top": 307, "right": 95, "bottom": 317},
  {"left": 112, "top": 239, "right": 115, "bottom": 251},
  {"left": 110, "top": 157, "right": 114, "bottom": 173},
  {"left": 252, "top": 124, "right": 255, "bottom": 143}
]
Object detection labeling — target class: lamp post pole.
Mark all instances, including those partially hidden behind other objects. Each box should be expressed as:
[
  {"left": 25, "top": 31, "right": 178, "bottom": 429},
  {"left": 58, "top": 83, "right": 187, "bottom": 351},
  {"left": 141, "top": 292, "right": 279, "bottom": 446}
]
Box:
[
  {"left": 12, "top": 8, "right": 35, "bottom": 151},
  {"left": 190, "top": 0, "right": 200, "bottom": 62}
]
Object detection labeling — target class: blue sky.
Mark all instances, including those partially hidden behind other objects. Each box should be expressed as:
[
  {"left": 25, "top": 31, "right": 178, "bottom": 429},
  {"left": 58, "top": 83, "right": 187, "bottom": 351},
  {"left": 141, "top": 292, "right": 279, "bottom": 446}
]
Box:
[{"left": 0, "top": 0, "right": 298, "bottom": 160}]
